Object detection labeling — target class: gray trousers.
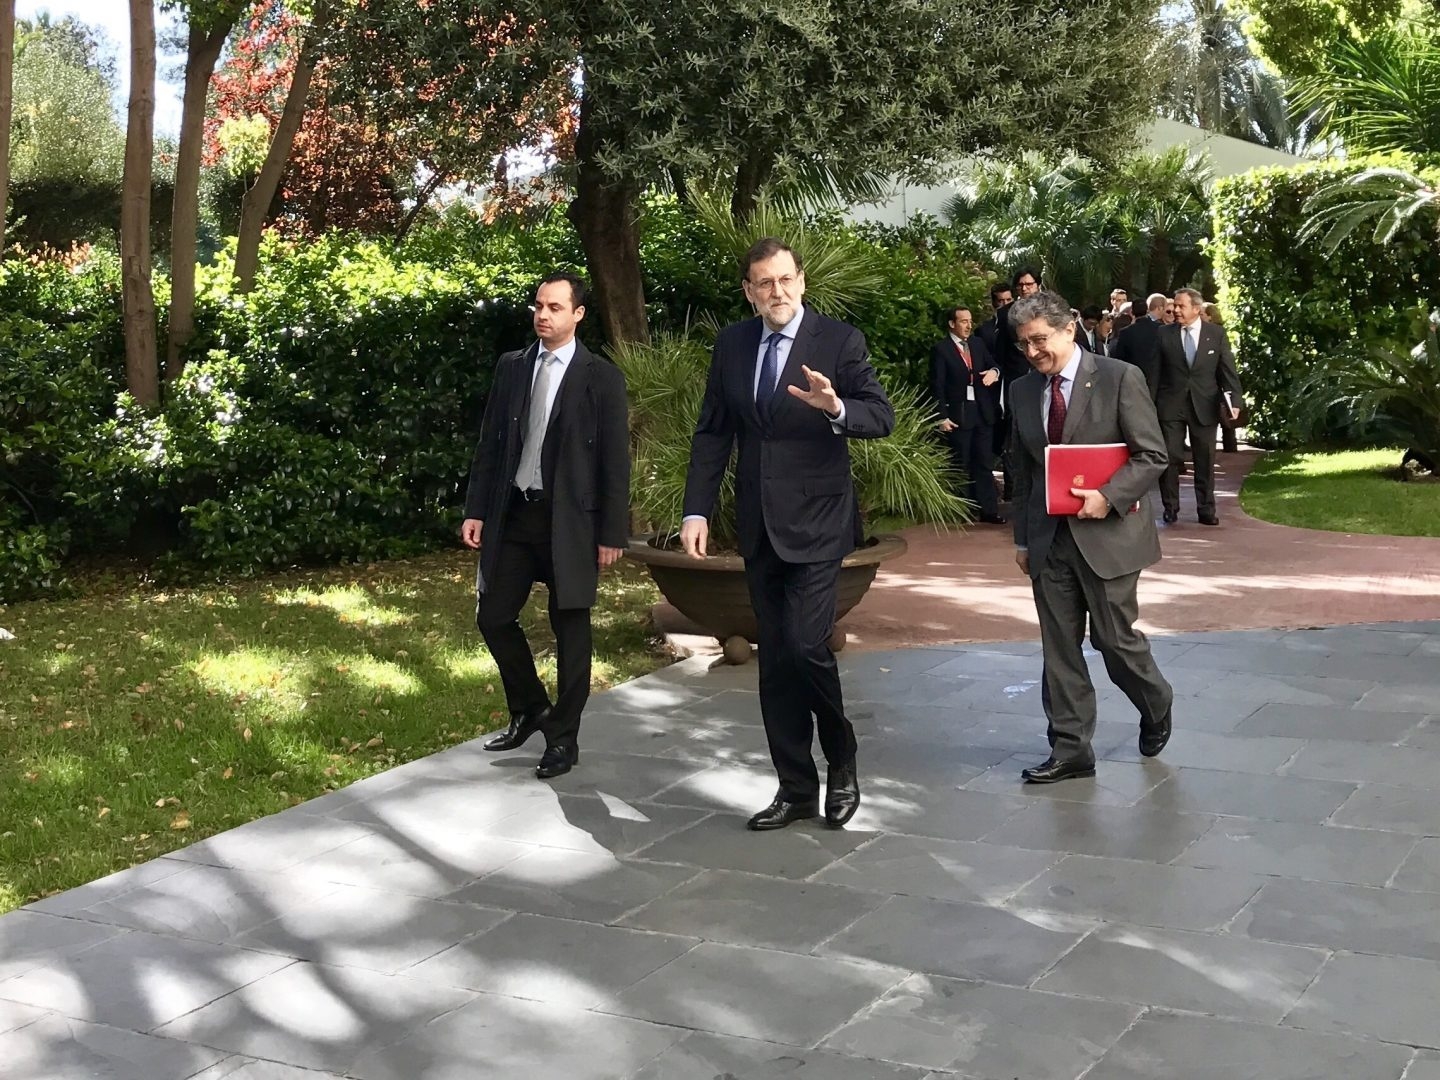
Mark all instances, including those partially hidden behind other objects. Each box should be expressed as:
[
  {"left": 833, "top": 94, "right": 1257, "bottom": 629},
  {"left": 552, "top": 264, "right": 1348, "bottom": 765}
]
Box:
[{"left": 1033, "top": 523, "right": 1173, "bottom": 763}]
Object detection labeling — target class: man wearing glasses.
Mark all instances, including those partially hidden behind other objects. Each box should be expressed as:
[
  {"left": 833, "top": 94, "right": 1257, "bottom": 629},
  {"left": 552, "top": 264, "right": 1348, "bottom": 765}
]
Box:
[
  {"left": 996, "top": 269, "right": 1043, "bottom": 501},
  {"left": 1007, "top": 290, "right": 1173, "bottom": 783},
  {"left": 681, "top": 238, "right": 894, "bottom": 831}
]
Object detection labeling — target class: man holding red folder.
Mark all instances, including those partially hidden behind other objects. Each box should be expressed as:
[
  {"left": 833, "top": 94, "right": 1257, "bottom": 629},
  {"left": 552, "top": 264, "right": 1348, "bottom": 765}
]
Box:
[{"left": 1007, "top": 290, "right": 1174, "bottom": 783}]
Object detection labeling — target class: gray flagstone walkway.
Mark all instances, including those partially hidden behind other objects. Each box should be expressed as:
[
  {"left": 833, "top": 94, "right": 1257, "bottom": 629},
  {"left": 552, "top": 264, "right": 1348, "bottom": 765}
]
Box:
[{"left": 2, "top": 622, "right": 1440, "bottom": 1079}]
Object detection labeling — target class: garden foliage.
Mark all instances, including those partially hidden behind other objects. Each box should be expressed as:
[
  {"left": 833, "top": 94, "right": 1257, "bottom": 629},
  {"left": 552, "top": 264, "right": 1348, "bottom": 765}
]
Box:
[
  {"left": 1210, "top": 155, "right": 1440, "bottom": 447},
  {"left": 1, "top": 202, "right": 987, "bottom": 601}
]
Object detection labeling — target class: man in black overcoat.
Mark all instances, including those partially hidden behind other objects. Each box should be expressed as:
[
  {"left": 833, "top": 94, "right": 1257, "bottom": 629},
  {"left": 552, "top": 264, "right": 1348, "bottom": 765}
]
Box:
[{"left": 461, "top": 272, "right": 630, "bottom": 779}]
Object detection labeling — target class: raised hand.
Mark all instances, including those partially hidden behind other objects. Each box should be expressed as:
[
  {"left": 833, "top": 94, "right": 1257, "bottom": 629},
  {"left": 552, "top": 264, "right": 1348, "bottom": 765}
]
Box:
[{"left": 787, "top": 364, "right": 842, "bottom": 417}]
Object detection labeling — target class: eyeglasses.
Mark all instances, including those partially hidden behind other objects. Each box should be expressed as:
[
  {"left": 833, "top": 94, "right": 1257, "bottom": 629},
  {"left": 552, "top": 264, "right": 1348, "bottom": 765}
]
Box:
[
  {"left": 1016, "top": 328, "right": 1068, "bottom": 352},
  {"left": 1016, "top": 279, "right": 1038, "bottom": 289},
  {"left": 748, "top": 274, "right": 799, "bottom": 293}
]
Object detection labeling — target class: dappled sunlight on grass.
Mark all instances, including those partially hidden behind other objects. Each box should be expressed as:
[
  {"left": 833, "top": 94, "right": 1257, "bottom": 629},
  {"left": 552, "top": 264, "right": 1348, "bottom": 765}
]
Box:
[
  {"left": 1242, "top": 447, "right": 1440, "bottom": 537},
  {"left": 273, "top": 585, "right": 415, "bottom": 627},
  {"left": 0, "top": 551, "right": 666, "bottom": 911}
]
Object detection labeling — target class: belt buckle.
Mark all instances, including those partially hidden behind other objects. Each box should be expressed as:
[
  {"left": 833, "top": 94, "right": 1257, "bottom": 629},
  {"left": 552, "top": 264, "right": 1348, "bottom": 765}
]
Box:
[{"left": 519, "top": 488, "right": 544, "bottom": 503}]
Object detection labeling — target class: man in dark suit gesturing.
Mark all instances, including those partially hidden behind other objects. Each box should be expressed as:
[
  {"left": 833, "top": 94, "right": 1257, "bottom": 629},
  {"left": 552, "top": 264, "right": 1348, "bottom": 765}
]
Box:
[
  {"left": 681, "top": 238, "right": 895, "bottom": 830},
  {"left": 1157, "top": 287, "right": 1243, "bottom": 526},
  {"left": 1009, "top": 290, "right": 1174, "bottom": 783},
  {"left": 461, "top": 272, "right": 630, "bottom": 780},
  {"left": 930, "top": 306, "right": 1005, "bottom": 524}
]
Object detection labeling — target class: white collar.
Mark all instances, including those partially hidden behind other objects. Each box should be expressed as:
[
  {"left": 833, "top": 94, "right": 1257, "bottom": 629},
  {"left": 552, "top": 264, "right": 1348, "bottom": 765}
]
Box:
[{"left": 539, "top": 338, "right": 578, "bottom": 363}]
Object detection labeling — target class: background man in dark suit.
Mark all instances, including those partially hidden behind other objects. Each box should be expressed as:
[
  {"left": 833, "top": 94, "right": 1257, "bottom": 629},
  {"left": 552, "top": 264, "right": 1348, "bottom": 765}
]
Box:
[
  {"left": 1009, "top": 290, "right": 1174, "bottom": 783},
  {"left": 680, "top": 238, "right": 894, "bottom": 831},
  {"left": 995, "top": 269, "right": 1042, "bottom": 501},
  {"left": 930, "top": 305, "right": 1005, "bottom": 524},
  {"left": 975, "top": 281, "right": 1012, "bottom": 358},
  {"left": 461, "top": 272, "right": 630, "bottom": 780},
  {"left": 1074, "top": 305, "right": 1104, "bottom": 353},
  {"left": 1157, "top": 287, "right": 1243, "bottom": 526},
  {"left": 1109, "top": 292, "right": 1167, "bottom": 402}
]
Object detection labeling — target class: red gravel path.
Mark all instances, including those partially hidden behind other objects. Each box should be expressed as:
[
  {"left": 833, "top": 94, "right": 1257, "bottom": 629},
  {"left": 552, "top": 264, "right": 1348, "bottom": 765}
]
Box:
[{"left": 839, "top": 449, "right": 1440, "bottom": 649}]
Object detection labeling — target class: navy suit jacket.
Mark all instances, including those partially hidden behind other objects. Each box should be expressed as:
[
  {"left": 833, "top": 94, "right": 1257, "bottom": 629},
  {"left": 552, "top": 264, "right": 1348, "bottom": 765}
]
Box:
[{"left": 683, "top": 309, "right": 894, "bottom": 563}]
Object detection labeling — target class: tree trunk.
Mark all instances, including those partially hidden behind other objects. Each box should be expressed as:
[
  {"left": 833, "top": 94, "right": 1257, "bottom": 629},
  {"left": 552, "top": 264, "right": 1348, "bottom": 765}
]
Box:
[
  {"left": 166, "top": 20, "right": 233, "bottom": 379},
  {"left": 233, "top": 0, "right": 327, "bottom": 293},
  {"left": 0, "top": 0, "right": 14, "bottom": 253},
  {"left": 122, "top": 0, "right": 159, "bottom": 407},
  {"left": 730, "top": 150, "right": 774, "bottom": 222},
  {"left": 394, "top": 167, "right": 445, "bottom": 243},
  {"left": 1146, "top": 233, "right": 1172, "bottom": 296},
  {"left": 567, "top": 88, "right": 648, "bottom": 346}
]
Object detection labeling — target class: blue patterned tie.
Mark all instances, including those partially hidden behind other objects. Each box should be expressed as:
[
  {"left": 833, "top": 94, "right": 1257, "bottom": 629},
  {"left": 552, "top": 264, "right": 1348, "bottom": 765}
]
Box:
[
  {"left": 755, "top": 331, "right": 784, "bottom": 413},
  {"left": 1184, "top": 325, "right": 1198, "bottom": 368}
]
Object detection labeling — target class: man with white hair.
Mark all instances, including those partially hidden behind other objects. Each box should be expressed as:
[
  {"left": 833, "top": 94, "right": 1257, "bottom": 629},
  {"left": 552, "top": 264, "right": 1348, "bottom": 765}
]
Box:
[{"left": 1109, "top": 293, "right": 1167, "bottom": 402}]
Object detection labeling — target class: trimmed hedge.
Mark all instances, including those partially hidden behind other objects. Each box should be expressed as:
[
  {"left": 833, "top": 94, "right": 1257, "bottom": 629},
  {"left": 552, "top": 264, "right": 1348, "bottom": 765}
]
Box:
[{"left": 1210, "top": 156, "right": 1440, "bottom": 447}]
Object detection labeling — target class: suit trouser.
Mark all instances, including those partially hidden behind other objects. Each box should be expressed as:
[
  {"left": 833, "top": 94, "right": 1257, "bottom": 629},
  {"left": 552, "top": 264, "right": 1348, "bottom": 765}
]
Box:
[
  {"left": 1161, "top": 404, "right": 1218, "bottom": 517},
  {"left": 476, "top": 498, "right": 592, "bottom": 745},
  {"left": 1033, "top": 522, "right": 1173, "bottom": 764},
  {"left": 993, "top": 413, "right": 1013, "bottom": 498},
  {"left": 745, "top": 529, "right": 856, "bottom": 801},
  {"left": 945, "top": 422, "right": 998, "bottom": 516}
]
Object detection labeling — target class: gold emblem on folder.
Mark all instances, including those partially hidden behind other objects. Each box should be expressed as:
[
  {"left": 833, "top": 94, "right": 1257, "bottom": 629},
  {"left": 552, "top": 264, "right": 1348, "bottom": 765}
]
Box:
[{"left": 1072, "top": 473, "right": 1085, "bottom": 487}]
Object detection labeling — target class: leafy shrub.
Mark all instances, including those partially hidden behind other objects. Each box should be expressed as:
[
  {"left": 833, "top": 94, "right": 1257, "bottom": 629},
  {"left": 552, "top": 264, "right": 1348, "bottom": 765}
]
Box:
[
  {"left": 0, "top": 253, "right": 127, "bottom": 599},
  {"left": 849, "top": 217, "right": 991, "bottom": 392},
  {"left": 1210, "top": 155, "right": 1440, "bottom": 447},
  {"left": 1, "top": 205, "right": 988, "bottom": 600}
]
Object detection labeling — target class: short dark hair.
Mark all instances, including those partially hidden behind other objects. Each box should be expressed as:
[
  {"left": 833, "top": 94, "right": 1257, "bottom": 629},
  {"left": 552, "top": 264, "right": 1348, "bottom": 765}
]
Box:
[
  {"left": 741, "top": 237, "right": 804, "bottom": 281},
  {"left": 944, "top": 305, "right": 972, "bottom": 326},
  {"left": 1012, "top": 266, "right": 1041, "bottom": 289},
  {"left": 989, "top": 281, "right": 1012, "bottom": 305},
  {"left": 536, "top": 271, "right": 588, "bottom": 310},
  {"left": 1080, "top": 304, "right": 1102, "bottom": 320}
]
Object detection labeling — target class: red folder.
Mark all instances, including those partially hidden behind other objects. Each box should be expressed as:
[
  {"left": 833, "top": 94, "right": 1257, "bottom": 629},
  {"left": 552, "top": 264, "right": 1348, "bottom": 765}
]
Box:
[{"left": 1044, "top": 443, "right": 1133, "bottom": 515}]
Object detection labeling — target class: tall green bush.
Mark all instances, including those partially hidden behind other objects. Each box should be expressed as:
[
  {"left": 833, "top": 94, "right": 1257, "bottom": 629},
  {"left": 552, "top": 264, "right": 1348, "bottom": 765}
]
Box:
[
  {"left": 1210, "top": 156, "right": 1440, "bottom": 447},
  {"left": 1, "top": 205, "right": 988, "bottom": 601}
]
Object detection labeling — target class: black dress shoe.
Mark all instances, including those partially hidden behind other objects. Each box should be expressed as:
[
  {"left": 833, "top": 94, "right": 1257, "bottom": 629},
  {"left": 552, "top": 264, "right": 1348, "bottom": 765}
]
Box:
[
  {"left": 484, "top": 706, "right": 551, "bottom": 752},
  {"left": 1140, "top": 708, "right": 1173, "bottom": 757},
  {"left": 747, "top": 795, "right": 820, "bottom": 831},
  {"left": 1021, "top": 757, "right": 1096, "bottom": 784},
  {"left": 535, "top": 742, "right": 579, "bottom": 779},
  {"left": 1162, "top": 508, "right": 1179, "bottom": 524},
  {"left": 1198, "top": 512, "right": 1219, "bottom": 526},
  {"left": 978, "top": 512, "right": 1009, "bottom": 525},
  {"left": 824, "top": 762, "right": 860, "bottom": 828}
]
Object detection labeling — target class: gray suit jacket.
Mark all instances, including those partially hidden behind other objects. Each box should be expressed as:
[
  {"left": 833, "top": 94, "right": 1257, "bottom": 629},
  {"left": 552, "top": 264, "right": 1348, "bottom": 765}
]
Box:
[{"left": 1011, "top": 351, "right": 1168, "bottom": 581}]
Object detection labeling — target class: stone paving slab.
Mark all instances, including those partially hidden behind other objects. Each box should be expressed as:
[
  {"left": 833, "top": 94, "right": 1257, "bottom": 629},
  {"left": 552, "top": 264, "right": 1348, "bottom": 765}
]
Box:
[{"left": 3, "top": 620, "right": 1440, "bottom": 1078}]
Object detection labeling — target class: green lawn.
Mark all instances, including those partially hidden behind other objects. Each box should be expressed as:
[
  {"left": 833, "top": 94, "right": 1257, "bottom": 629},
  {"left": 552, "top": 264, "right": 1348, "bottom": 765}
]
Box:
[
  {"left": 0, "top": 552, "right": 666, "bottom": 913},
  {"left": 1240, "top": 447, "right": 1440, "bottom": 537}
]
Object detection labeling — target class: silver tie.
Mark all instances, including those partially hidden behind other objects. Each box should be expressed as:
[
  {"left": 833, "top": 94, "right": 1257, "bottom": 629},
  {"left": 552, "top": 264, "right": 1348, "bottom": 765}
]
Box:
[
  {"left": 1184, "top": 326, "right": 1197, "bottom": 367},
  {"left": 515, "top": 351, "right": 557, "bottom": 491}
]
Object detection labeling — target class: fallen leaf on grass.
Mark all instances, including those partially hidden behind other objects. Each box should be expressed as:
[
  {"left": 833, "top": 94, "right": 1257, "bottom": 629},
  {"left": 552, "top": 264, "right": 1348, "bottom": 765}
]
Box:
[
  {"left": 154, "top": 796, "right": 180, "bottom": 808},
  {"left": 221, "top": 767, "right": 234, "bottom": 780},
  {"left": 170, "top": 812, "right": 191, "bottom": 830},
  {"left": 242, "top": 727, "right": 252, "bottom": 742},
  {"left": 97, "top": 807, "right": 110, "bottom": 819}
]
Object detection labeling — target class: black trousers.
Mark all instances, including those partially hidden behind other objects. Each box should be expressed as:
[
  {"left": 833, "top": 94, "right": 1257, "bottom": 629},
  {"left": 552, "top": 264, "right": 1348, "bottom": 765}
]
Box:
[
  {"left": 476, "top": 497, "right": 592, "bottom": 746},
  {"left": 744, "top": 529, "right": 856, "bottom": 801},
  {"left": 944, "top": 421, "right": 998, "bottom": 516},
  {"left": 1161, "top": 403, "right": 1218, "bottom": 517},
  {"left": 1033, "top": 523, "right": 1172, "bottom": 763},
  {"left": 993, "top": 412, "right": 1014, "bottom": 499}
]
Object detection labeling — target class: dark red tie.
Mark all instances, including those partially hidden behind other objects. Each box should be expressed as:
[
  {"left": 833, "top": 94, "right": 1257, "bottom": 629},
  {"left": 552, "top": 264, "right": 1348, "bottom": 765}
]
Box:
[{"left": 1047, "top": 375, "right": 1067, "bottom": 443}]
